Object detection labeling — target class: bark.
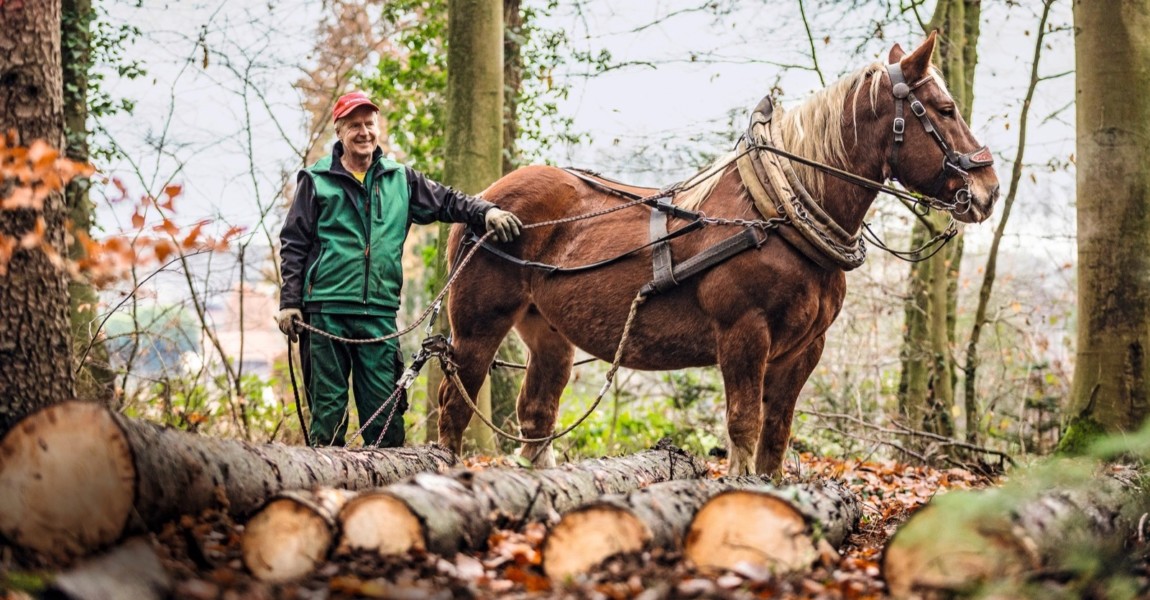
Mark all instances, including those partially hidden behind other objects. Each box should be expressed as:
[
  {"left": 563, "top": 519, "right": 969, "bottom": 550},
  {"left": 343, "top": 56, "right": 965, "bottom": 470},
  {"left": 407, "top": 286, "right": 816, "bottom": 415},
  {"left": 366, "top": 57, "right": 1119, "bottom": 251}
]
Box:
[
  {"left": 542, "top": 475, "right": 775, "bottom": 581},
  {"left": 439, "top": 0, "right": 504, "bottom": 452},
  {"left": 48, "top": 537, "right": 171, "bottom": 600},
  {"left": 882, "top": 464, "right": 1149, "bottom": 598},
  {"left": 338, "top": 443, "right": 705, "bottom": 559},
  {"left": 963, "top": 0, "right": 1052, "bottom": 445},
  {"left": 241, "top": 488, "right": 358, "bottom": 583},
  {"left": 0, "top": 0, "right": 75, "bottom": 432},
  {"left": 898, "top": 0, "right": 981, "bottom": 442},
  {"left": 1062, "top": 0, "right": 1150, "bottom": 442},
  {"left": 682, "top": 480, "right": 861, "bottom": 575},
  {"left": 0, "top": 401, "right": 455, "bottom": 559}
]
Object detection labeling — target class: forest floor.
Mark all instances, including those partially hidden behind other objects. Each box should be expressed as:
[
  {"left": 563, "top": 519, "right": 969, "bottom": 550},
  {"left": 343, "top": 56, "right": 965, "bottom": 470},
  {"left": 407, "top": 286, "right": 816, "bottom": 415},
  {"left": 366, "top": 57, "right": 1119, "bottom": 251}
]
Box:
[{"left": 1, "top": 452, "right": 996, "bottom": 599}]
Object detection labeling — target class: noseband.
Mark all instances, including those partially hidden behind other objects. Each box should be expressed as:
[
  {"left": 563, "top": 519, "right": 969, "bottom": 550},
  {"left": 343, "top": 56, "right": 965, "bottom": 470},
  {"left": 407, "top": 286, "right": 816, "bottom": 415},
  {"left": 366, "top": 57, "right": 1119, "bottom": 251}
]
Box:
[{"left": 886, "top": 62, "right": 994, "bottom": 212}]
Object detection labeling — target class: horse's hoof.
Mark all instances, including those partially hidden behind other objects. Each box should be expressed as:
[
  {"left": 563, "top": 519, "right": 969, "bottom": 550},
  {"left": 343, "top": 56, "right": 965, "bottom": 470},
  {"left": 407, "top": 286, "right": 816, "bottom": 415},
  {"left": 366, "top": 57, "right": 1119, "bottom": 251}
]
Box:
[{"left": 517, "top": 444, "right": 555, "bottom": 469}]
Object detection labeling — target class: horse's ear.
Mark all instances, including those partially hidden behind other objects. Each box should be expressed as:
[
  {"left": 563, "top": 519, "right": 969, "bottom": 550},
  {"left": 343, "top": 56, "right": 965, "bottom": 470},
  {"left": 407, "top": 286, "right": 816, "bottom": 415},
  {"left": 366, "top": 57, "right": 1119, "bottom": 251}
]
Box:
[
  {"left": 888, "top": 43, "right": 906, "bottom": 64},
  {"left": 900, "top": 30, "right": 939, "bottom": 78}
]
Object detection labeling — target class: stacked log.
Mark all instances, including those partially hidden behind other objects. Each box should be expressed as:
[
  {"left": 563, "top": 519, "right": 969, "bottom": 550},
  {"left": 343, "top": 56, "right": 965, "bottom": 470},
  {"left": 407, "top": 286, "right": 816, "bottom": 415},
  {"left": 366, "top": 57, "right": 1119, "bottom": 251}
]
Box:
[
  {"left": 242, "top": 442, "right": 706, "bottom": 581},
  {"left": 542, "top": 476, "right": 774, "bottom": 580},
  {"left": 0, "top": 401, "right": 456, "bottom": 559},
  {"left": 683, "top": 481, "right": 861, "bottom": 574},
  {"left": 882, "top": 463, "right": 1149, "bottom": 598}
]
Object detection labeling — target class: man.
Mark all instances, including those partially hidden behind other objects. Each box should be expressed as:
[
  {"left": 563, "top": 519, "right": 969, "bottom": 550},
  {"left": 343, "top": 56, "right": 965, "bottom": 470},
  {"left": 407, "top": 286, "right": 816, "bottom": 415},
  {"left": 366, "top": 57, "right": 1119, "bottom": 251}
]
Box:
[{"left": 276, "top": 91, "right": 522, "bottom": 447}]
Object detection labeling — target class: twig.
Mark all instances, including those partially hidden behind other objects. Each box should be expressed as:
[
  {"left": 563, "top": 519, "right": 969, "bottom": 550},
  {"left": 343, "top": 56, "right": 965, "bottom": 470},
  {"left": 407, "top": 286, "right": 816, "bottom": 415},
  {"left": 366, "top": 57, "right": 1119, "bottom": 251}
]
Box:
[{"left": 797, "top": 0, "right": 825, "bottom": 87}]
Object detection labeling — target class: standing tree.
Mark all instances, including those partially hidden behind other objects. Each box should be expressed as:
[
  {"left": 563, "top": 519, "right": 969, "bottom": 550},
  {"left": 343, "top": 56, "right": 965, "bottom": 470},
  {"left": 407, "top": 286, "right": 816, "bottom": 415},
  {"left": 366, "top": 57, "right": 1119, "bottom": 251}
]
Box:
[
  {"left": 0, "top": 0, "right": 74, "bottom": 431},
  {"left": 898, "top": 0, "right": 981, "bottom": 441},
  {"left": 1060, "top": 0, "right": 1150, "bottom": 450},
  {"left": 444, "top": 0, "right": 504, "bottom": 452}
]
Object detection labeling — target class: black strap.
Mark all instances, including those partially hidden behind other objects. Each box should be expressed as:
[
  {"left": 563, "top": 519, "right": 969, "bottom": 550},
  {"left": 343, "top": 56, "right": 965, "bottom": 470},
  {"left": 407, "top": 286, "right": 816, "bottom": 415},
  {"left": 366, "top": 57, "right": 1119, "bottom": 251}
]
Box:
[{"left": 639, "top": 227, "right": 767, "bottom": 297}]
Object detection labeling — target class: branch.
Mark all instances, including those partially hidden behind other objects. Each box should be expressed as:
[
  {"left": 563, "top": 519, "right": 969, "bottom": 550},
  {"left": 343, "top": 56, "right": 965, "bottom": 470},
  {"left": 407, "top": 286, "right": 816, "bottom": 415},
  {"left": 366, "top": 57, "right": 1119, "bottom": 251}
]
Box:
[{"left": 797, "top": 0, "right": 825, "bottom": 87}]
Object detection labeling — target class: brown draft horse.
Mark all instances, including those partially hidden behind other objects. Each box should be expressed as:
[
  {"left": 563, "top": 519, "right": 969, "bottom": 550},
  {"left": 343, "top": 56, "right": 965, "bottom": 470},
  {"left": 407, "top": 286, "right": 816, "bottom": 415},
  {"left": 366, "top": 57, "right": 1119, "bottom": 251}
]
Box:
[{"left": 437, "top": 33, "right": 1000, "bottom": 475}]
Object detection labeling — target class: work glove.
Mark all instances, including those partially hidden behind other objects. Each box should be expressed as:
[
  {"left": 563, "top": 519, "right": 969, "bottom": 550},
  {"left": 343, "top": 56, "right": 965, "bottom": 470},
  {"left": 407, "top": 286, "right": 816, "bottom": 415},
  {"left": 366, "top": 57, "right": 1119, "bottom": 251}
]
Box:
[
  {"left": 484, "top": 207, "right": 523, "bottom": 243},
  {"left": 276, "top": 308, "right": 303, "bottom": 342}
]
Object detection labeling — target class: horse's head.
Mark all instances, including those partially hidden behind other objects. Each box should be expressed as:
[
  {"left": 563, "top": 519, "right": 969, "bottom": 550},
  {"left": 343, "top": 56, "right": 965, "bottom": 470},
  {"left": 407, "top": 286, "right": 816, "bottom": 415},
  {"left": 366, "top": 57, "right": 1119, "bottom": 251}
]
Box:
[{"left": 879, "top": 32, "right": 1000, "bottom": 223}]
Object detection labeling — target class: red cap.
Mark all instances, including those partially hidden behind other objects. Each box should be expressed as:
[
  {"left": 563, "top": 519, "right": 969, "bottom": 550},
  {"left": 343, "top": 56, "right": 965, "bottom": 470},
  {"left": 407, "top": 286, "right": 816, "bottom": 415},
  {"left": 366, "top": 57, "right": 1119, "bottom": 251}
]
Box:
[{"left": 332, "top": 91, "right": 379, "bottom": 122}]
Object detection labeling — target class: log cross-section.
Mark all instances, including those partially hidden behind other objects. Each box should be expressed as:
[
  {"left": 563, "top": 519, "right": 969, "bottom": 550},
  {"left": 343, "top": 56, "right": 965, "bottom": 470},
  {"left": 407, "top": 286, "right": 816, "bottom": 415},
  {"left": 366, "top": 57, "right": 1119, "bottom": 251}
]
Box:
[{"left": 0, "top": 401, "right": 457, "bottom": 559}]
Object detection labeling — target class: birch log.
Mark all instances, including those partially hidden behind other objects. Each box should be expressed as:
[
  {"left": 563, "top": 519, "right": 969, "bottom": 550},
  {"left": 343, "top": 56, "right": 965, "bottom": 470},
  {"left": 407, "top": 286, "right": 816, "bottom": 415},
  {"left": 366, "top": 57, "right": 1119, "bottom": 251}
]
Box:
[
  {"left": 542, "top": 475, "right": 774, "bottom": 580},
  {"left": 240, "top": 488, "right": 358, "bottom": 583},
  {"left": 239, "top": 441, "right": 706, "bottom": 581},
  {"left": 0, "top": 401, "right": 456, "bottom": 559},
  {"left": 883, "top": 464, "right": 1149, "bottom": 598},
  {"left": 683, "top": 480, "right": 860, "bottom": 574}
]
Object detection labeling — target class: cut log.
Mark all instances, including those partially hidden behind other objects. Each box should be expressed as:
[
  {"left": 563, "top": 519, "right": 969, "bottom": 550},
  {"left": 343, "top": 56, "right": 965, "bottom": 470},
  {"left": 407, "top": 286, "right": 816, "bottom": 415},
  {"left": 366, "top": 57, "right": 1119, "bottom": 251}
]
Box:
[
  {"left": 542, "top": 475, "right": 774, "bottom": 581},
  {"left": 882, "top": 463, "right": 1149, "bottom": 598},
  {"left": 337, "top": 441, "right": 706, "bottom": 558},
  {"left": 47, "top": 537, "right": 170, "bottom": 600},
  {"left": 683, "top": 480, "right": 860, "bottom": 575},
  {"left": 240, "top": 488, "right": 357, "bottom": 584},
  {"left": 0, "top": 401, "right": 455, "bottom": 559}
]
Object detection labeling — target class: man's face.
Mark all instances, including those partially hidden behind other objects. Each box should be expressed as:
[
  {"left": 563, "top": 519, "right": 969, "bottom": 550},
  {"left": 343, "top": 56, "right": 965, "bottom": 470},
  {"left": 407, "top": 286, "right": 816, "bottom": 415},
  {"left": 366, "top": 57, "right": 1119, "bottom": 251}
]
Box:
[{"left": 337, "top": 107, "right": 379, "bottom": 160}]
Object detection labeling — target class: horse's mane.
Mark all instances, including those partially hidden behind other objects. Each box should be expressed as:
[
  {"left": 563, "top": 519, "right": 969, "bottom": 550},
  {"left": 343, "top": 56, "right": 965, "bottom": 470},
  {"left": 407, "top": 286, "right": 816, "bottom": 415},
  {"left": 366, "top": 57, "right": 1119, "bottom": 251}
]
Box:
[{"left": 676, "top": 62, "right": 907, "bottom": 211}]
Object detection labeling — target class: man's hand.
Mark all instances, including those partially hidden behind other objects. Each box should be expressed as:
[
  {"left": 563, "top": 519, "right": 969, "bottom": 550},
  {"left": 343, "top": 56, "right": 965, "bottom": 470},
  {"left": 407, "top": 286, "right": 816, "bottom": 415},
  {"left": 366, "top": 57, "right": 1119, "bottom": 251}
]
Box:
[
  {"left": 484, "top": 207, "right": 523, "bottom": 243},
  {"left": 276, "top": 308, "right": 303, "bottom": 341}
]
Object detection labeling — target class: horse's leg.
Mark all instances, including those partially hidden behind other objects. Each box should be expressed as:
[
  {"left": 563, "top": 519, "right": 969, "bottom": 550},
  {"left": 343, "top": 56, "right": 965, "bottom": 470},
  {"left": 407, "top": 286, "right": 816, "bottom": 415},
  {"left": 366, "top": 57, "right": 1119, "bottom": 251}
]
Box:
[
  {"left": 436, "top": 303, "right": 522, "bottom": 456},
  {"left": 512, "top": 310, "right": 575, "bottom": 468},
  {"left": 755, "top": 335, "right": 826, "bottom": 476},
  {"left": 717, "top": 329, "right": 770, "bottom": 476}
]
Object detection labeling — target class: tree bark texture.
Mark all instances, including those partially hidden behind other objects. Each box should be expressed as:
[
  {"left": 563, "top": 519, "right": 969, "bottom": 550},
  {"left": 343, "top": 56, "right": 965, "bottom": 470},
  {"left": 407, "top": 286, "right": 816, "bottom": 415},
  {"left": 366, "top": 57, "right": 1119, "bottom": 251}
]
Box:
[
  {"left": 0, "top": 0, "right": 75, "bottom": 432},
  {"left": 442, "top": 0, "right": 504, "bottom": 452},
  {"left": 1063, "top": 0, "right": 1150, "bottom": 441},
  {"left": 683, "top": 480, "right": 861, "bottom": 575},
  {"left": 542, "top": 475, "right": 775, "bottom": 581},
  {"left": 238, "top": 443, "right": 705, "bottom": 581},
  {"left": 898, "top": 0, "right": 981, "bottom": 442},
  {"left": 882, "top": 464, "right": 1149, "bottom": 598},
  {"left": 0, "top": 402, "right": 456, "bottom": 559}
]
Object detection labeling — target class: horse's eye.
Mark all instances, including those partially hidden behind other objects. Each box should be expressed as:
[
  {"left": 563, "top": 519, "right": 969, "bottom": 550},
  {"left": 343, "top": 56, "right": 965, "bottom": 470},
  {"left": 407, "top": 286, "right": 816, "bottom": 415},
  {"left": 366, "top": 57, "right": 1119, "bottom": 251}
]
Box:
[{"left": 939, "top": 106, "right": 956, "bottom": 118}]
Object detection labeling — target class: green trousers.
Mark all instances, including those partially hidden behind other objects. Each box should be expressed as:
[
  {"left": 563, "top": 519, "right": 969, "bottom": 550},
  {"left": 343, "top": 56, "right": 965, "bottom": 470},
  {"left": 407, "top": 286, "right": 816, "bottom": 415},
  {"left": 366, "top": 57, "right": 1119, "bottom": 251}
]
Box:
[{"left": 304, "top": 312, "right": 406, "bottom": 447}]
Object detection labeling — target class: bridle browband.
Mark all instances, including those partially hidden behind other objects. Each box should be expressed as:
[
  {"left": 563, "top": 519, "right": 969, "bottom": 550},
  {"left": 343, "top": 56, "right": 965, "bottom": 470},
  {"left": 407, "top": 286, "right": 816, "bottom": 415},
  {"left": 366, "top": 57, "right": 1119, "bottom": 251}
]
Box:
[{"left": 886, "top": 62, "right": 994, "bottom": 212}]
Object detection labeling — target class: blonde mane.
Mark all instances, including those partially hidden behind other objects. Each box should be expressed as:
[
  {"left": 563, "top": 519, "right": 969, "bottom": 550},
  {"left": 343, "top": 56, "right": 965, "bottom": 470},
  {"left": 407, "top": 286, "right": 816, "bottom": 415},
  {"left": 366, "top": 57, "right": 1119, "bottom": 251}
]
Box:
[{"left": 675, "top": 62, "right": 892, "bottom": 211}]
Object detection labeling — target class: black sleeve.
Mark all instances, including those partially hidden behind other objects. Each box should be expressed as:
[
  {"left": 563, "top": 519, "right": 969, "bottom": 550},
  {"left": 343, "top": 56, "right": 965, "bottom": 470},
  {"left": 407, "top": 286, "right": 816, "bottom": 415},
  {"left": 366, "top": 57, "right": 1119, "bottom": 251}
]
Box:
[
  {"left": 406, "top": 166, "right": 496, "bottom": 227},
  {"left": 279, "top": 172, "right": 318, "bottom": 310}
]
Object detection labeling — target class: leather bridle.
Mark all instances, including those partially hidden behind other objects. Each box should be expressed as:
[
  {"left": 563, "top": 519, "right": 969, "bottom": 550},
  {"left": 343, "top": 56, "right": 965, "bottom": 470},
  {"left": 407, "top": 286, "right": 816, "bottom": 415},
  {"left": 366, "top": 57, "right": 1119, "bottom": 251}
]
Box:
[{"left": 886, "top": 62, "right": 994, "bottom": 213}]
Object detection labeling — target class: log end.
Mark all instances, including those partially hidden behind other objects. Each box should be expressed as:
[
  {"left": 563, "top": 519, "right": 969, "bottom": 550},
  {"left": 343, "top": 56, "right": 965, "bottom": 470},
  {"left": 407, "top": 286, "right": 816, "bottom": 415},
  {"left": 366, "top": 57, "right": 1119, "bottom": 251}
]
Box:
[
  {"left": 242, "top": 498, "right": 335, "bottom": 583},
  {"left": 542, "top": 504, "right": 651, "bottom": 581},
  {"left": 337, "top": 493, "right": 424, "bottom": 556},
  {"left": 0, "top": 402, "right": 135, "bottom": 559},
  {"left": 684, "top": 489, "right": 812, "bottom": 574},
  {"left": 882, "top": 504, "right": 1023, "bottom": 598}
]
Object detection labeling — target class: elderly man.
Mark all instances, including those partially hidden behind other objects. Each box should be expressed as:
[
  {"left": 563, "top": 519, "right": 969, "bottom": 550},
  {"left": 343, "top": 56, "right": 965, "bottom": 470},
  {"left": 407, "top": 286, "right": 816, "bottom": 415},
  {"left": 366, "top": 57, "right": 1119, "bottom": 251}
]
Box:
[{"left": 277, "top": 91, "right": 521, "bottom": 447}]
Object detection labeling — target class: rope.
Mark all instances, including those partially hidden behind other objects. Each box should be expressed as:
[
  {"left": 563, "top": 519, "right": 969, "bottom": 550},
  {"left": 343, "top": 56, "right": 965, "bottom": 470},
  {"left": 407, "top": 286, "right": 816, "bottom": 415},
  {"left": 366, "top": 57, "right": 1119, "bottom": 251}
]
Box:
[
  {"left": 443, "top": 291, "right": 648, "bottom": 445},
  {"left": 286, "top": 339, "right": 309, "bottom": 445}
]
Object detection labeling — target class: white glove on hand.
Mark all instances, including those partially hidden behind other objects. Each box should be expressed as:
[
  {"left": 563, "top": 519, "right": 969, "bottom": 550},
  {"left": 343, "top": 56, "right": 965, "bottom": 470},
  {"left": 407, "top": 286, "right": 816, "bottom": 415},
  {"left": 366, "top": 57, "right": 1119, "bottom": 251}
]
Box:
[
  {"left": 484, "top": 207, "right": 523, "bottom": 243},
  {"left": 275, "top": 308, "right": 303, "bottom": 341}
]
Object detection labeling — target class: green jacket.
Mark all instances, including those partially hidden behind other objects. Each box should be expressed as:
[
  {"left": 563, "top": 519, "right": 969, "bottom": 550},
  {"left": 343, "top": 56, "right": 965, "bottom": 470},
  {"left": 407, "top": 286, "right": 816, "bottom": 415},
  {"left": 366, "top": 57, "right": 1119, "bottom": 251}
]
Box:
[{"left": 279, "top": 142, "right": 495, "bottom": 314}]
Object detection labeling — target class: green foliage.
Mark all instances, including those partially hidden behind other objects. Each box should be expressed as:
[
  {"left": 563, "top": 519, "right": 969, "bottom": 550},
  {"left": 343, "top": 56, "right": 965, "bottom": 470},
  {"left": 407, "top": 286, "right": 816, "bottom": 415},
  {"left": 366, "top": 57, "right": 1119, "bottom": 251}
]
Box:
[{"left": 1057, "top": 415, "right": 1106, "bottom": 456}]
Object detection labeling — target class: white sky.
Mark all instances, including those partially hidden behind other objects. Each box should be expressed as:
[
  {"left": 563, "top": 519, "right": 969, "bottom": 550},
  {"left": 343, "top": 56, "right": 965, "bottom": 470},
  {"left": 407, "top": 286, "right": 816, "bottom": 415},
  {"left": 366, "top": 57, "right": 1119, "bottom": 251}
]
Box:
[{"left": 94, "top": 0, "right": 1077, "bottom": 272}]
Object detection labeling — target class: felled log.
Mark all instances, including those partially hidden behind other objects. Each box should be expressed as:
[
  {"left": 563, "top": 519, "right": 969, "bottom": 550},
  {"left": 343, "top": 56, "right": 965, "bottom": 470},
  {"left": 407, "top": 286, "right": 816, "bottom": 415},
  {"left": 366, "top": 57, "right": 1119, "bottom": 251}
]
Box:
[
  {"left": 240, "top": 441, "right": 705, "bottom": 581},
  {"left": 0, "top": 401, "right": 455, "bottom": 559},
  {"left": 542, "top": 475, "right": 774, "bottom": 580},
  {"left": 338, "top": 441, "right": 706, "bottom": 558},
  {"left": 240, "top": 488, "right": 357, "bottom": 583},
  {"left": 683, "top": 480, "right": 860, "bottom": 574},
  {"left": 882, "top": 463, "right": 1149, "bottom": 598},
  {"left": 47, "top": 537, "right": 170, "bottom": 600}
]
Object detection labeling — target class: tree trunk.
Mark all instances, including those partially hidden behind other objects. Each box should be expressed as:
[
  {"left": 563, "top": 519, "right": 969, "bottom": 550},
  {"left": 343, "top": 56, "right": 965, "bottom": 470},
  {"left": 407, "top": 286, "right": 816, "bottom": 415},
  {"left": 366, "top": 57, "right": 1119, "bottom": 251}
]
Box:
[
  {"left": 898, "top": 0, "right": 981, "bottom": 442},
  {"left": 1060, "top": 0, "right": 1150, "bottom": 447},
  {"left": 882, "top": 464, "right": 1148, "bottom": 597},
  {"left": 542, "top": 475, "right": 775, "bottom": 581},
  {"left": 0, "top": 401, "right": 456, "bottom": 559},
  {"left": 682, "top": 481, "right": 861, "bottom": 575},
  {"left": 0, "top": 0, "right": 74, "bottom": 432},
  {"left": 438, "top": 0, "right": 504, "bottom": 452}
]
